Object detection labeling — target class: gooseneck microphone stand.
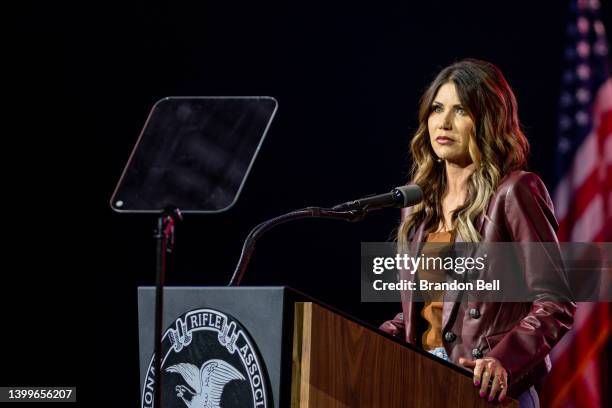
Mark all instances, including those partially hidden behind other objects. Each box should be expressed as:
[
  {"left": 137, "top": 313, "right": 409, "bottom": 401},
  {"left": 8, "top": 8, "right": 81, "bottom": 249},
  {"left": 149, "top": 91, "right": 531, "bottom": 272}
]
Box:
[
  {"left": 228, "top": 207, "right": 365, "bottom": 286},
  {"left": 153, "top": 206, "right": 182, "bottom": 408},
  {"left": 228, "top": 185, "right": 423, "bottom": 287},
  {"left": 228, "top": 185, "right": 423, "bottom": 286}
]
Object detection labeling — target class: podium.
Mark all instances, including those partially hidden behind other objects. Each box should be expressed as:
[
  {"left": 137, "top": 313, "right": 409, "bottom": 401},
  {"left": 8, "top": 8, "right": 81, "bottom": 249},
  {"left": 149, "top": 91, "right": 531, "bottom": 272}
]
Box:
[{"left": 138, "top": 287, "right": 517, "bottom": 407}]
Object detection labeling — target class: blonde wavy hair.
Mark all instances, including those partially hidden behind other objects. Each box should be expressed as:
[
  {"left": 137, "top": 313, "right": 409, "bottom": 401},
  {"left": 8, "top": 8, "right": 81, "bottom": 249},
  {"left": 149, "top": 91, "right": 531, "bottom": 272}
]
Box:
[{"left": 398, "top": 59, "right": 529, "bottom": 243}]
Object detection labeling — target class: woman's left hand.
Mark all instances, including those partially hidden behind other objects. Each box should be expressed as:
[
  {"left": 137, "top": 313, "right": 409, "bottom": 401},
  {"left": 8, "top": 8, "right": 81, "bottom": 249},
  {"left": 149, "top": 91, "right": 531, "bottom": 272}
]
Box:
[{"left": 459, "top": 356, "right": 508, "bottom": 402}]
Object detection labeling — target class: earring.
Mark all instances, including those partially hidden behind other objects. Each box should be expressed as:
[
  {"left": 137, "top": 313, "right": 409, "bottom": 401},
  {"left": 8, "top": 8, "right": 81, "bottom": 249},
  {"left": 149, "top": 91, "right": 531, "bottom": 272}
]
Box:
[{"left": 431, "top": 149, "right": 443, "bottom": 163}]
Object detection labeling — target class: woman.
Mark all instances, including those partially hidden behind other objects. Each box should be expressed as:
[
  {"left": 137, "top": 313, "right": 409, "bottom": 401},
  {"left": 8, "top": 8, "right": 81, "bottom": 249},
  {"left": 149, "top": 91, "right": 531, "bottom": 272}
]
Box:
[{"left": 380, "top": 59, "right": 575, "bottom": 406}]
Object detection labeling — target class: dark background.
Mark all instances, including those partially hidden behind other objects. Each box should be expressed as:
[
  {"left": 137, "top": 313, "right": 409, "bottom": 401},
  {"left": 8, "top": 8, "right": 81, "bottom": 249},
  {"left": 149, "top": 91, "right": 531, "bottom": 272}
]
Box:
[{"left": 7, "top": 0, "right": 612, "bottom": 405}]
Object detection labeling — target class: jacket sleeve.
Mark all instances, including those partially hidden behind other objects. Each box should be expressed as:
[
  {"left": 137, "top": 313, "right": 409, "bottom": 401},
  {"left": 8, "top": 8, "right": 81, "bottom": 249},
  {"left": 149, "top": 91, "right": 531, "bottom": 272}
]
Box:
[
  {"left": 379, "top": 313, "right": 405, "bottom": 339},
  {"left": 486, "top": 172, "right": 576, "bottom": 386}
]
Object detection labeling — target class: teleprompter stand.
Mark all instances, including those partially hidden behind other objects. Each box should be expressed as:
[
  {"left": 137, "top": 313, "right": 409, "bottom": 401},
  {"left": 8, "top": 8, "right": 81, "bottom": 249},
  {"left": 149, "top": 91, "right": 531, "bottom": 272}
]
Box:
[{"left": 111, "top": 97, "right": 278, "bottom": 407}]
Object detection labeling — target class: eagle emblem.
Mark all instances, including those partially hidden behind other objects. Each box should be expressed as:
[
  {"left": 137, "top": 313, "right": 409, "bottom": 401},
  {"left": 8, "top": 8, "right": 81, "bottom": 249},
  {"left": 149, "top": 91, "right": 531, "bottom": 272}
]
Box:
[{"left": 166, "top": 359, "right": 245, "bottom": 408}]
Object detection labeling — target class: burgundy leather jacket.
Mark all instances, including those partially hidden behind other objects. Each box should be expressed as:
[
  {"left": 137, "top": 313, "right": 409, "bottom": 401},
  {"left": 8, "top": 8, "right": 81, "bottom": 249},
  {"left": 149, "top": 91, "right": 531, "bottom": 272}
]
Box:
[{"left": 380, "top": 171, "right": 576, "bottom": 397}]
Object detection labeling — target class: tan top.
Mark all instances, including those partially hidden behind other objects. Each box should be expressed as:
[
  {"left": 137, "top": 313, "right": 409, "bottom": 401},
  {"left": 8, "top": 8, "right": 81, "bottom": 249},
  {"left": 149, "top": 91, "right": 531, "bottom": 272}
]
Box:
[{"left": 420, "top": 230, "right": 455, "bottom": 351}]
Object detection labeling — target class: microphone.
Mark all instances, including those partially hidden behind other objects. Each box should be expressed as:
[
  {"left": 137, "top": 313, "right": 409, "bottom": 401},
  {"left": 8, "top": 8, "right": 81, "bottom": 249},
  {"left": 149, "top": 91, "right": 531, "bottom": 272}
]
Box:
[{"left": 331, "top": 185, "right": 423, "bottom": 212}]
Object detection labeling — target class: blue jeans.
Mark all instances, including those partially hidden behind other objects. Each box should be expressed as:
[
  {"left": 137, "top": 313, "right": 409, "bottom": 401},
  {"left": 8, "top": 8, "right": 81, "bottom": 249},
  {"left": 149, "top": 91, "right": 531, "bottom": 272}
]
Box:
[
  {"left": 427, "top": 348, "right": 539, "bottom": 407},
  {"left": 517, "top": 387, "right": 539, "bottom": 408}
]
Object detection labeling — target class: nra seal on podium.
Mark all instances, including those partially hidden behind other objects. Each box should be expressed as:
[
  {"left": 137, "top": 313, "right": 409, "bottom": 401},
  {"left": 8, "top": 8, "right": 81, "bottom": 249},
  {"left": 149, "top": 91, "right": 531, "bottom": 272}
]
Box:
[{"left": 142, "top": 308, "right": 270, "bottom": 408}]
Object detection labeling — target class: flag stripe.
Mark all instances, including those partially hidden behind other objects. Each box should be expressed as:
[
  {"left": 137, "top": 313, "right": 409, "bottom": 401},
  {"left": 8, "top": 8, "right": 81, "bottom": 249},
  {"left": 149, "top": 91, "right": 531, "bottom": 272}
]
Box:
[
  {"left": 557, "top": 168, "right": 600, "bottom": 240},
  {"left": 554, "top": 131, "right": 598, "bottom": 221},
  {"left": 543, "top": 303, "right": 610, "bottom": 407}
]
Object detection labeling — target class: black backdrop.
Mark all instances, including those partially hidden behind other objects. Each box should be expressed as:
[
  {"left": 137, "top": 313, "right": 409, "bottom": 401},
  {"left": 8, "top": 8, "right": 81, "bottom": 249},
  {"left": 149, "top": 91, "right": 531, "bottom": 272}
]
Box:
[{"left": 8, "top": 0, "right": 612, "bottom": 405}]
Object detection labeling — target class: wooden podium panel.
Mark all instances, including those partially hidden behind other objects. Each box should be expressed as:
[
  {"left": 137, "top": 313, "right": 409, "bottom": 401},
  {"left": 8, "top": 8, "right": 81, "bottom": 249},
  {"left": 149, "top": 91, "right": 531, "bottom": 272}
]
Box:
[{"left": 292, "top": 302, "right": 517, "bottom": 408}]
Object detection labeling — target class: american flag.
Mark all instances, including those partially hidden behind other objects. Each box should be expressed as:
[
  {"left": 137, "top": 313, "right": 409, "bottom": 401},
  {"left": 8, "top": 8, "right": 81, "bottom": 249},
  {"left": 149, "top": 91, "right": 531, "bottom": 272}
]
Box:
[{"left": 541, "top": 0, "right": 612, "bottom": 407}]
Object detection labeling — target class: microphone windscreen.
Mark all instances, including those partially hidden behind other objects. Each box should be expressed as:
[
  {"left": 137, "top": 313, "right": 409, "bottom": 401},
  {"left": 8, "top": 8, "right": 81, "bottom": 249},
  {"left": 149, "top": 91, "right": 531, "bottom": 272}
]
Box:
[{"left": 395, "top": 185, "right": 423, "bottom": 208}]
